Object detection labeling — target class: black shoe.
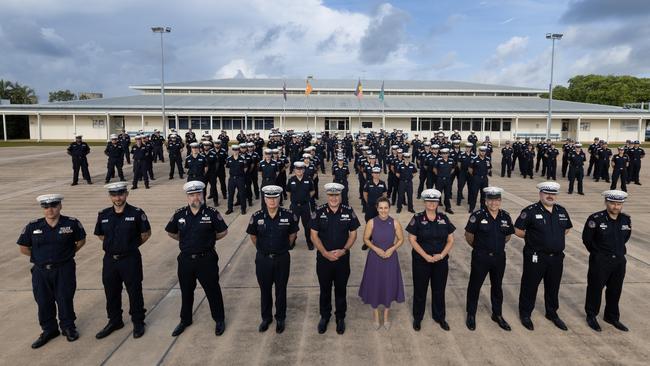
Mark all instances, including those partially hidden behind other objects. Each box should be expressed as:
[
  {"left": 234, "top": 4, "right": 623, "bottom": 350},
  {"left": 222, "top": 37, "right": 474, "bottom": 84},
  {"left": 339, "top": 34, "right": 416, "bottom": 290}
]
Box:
[
  {"left": 456, "top": 202, "right": 461, "bottom": 206},
  {"left": 105, "top": 180, "right": 110, "bottom": 184},
  {"left": 578, "top": 192, "right": 585, "bottom": 195},
  {"left": 145, "top": 185, "right": 150, "bottom": 189},
  {"left": 258, "top": 319, "right": 272, "bottom": 332},
  {"left": 413, "top": 320, "right": 421, "bottom": 331},
  {"left": 520, "top": 316, "right": 534, "bottom": 331},
  {"left": 396, "top": 208, "right": 402, "bottom": 213},
  {"left": 336, "top": 319, "right": 345, "bottom": 334},
  {"left": 567, "top": 191, "right": 573, "bottom": 194},
  {"left": 605, "top": 179, "right": 610, "bottom": 183},
  {"left": 131, "top": 186, "right": 138, "bottom": 190},
  {"left": 307, "top": 243, "right": 314, "bottom": 250},
  {"left": 31, "top": 330, "right": 60, "bottom": 349},
  {"left": 635, "top": 182, "right": 641, "bottom": 185},
  {"left": 169, "top": 176, "right": 174, "bottom": 180},
  {"left": 586, "top": 316, "right": 601, "bottom": 332},
  {"left": 150, "top": 177, "right": 156, "bottom": 181},
  {"left": 133, "top": 323, "right": 145, "bottom": 338},
  {"left": 215, "top": 321, "right": 225, "bottom": 336},
  {"left": 437, "top": 319, "right": 450, "bottom": 331},
  {"left": 545, "top": 315, "right": 568, "bottom": 331},
  {"left": 171, "top": 321, "right": 192, "bottom": 337},
  {"left": 289, "top": 242, "right": 296, "bottom": 251},
  {"left": 87, "top": 180, "right": 93, "bottom": 184},
  {"left": 71, "top": 182, "right": 78, "bottom": 186},
  {"left": 241, "top": 209, "right": 246, "bottom": 215},
  {"left": 62, "top": 327, "right": 79, "bottom": 342},
  {"left": 416, "top": 195, "right": 421, "bottom": 199},
  {"left": 408, "top": 208, "right": 415, "bottom": 213},
  {"left": 225, "top": 209, "right": 234, "bottom": 215},
  {"left": 317, "top": 318, "right": 329, "bottom": 334},
  {"left": 207, "top": 195, "right": 213, "bottom": 199},
  {"left": 361, "top": 244, "right": 368, "bottom": 250},
  {"left": 120, "top": 178, "right": 126, "bottom": 182},
  {"left": 276, "top": 319, "right": 285, "bottom": 334},
  {"left": 466, "top": 314, "right": 476, "bottom": 331},
  {"left": 603, "top": 317, "right": 629, "bottom": 332},
  {"left": 95, "top": 321, "right": 125, "bottom": 339},
  {"left": 445, "top": 208, "right": 454, "bottom": 214},
  {"left": 491, "top": 314, "right": 511, "bottom": 331}
]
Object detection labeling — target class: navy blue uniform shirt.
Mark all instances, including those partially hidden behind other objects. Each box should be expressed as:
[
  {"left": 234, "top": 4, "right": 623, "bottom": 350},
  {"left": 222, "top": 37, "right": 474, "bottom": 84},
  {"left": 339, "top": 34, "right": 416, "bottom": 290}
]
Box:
[
  {"left": 94, "top": 203, "right": 151, "bottom": 254},
  {"left": 165, "top": 205, "right": 228, "bottom": 254},
  {"left": 17, "top": 215, "right": 86, "bottom": 265}
]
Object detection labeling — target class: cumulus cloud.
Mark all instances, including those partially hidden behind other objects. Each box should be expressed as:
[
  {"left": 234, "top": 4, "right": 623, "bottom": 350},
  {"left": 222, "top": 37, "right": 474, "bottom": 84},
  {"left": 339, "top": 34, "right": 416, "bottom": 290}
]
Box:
[
  {"left": 560, "top": 0, "right": 649, "bottom": 23},
  {"left": 358, "top": 3, "right": 410, "bottom": 64}
]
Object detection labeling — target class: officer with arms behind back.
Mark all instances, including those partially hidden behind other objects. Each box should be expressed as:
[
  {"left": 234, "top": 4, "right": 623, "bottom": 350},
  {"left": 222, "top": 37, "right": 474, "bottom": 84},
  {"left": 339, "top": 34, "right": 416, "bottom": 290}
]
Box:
[
  {"left": 310, "top": 183, "right": 361, "bottom": 335},
  {"left": 94, "top": 182, "right": 151, "bottom": 339},
  {"left": 464, "top": 186, "right": 514, "bottom": 331},
  {"left": 514, "top": 181, "right": 572, "bottom": 331},
  {"left": 17, "top": 194, "right": 86, "bottom": 348},
  {"left": 165, "top": 181, "right": 229, "bottom": 337},
  {"left": 582, "top": 190, "right": 632, "bottom": 332},
  {"left": 246, "top": 185, "right": 299, "bottom": 334}
]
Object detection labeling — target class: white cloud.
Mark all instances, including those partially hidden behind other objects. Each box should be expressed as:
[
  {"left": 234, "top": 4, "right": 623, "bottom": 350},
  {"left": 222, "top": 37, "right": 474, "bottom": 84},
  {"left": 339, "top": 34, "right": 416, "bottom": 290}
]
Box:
[{"left": 214, "top": 59, "right": 267, "bottom": 79}]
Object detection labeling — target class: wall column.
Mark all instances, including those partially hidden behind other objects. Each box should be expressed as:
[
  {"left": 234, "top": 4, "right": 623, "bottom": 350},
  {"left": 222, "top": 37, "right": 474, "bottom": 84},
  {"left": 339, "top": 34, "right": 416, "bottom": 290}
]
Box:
[
  {"left": 106, "top": 113, "right": 110, "bottom": 139},
  {"left": 2, "top": 113, "right": 6, "bottom": 141},
  {"left": 72, "top": 114, "right": 76, "bottom": 136},
  {"left": 639, "top": 117, "right": 644, "bottom": 142},
  {"left": 37, "top": 113, "right": 42, "bottom": 142},
  {"left": 607, "top": 118, "right": 611, "bottom": 142},
  {"left": 141, "top": 114, "right": 144, "bottom": 130},
  {"left": 576, "top": 116, "right": 581, "bottom": 143},
  {"left": 515, "top": 116, "right": 519, "bottom": 138}
]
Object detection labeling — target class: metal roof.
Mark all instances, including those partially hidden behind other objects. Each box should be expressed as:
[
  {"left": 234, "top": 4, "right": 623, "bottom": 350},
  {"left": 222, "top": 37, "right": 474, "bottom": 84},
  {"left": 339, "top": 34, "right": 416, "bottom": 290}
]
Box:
[
  {"left": 130, "top": 78, "right": 546, "bottom": 93},
  {"left": 0, "top": 94, "right": 646, "bottom": 115}
]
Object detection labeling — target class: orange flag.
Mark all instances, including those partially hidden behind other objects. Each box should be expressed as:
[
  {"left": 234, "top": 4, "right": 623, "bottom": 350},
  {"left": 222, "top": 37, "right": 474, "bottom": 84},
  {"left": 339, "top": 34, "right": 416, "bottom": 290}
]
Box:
[{"left": 305, "top": 79, "right": 313, "bottom": 96}]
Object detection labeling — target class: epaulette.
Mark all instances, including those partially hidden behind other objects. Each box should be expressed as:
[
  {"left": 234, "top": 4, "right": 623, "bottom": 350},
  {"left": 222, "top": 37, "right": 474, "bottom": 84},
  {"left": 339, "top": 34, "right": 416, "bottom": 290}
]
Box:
[
  {"left": 29, "top": 218, "right": 40, "bottom": 224},
  {"left": 621, "top": 212, "right": 630, "bottom": 218},
  {"left": 500, "top": 209, "right": 510, "bottom": 216},
  {"left": 317, "top": 204, "right": 327, "bottom": 210},
  {"left": 175, "top": 206, "right": 186, "bottom": 214},
  {"left": 99, "top": 207, "right": 112, "bottom": 214}
]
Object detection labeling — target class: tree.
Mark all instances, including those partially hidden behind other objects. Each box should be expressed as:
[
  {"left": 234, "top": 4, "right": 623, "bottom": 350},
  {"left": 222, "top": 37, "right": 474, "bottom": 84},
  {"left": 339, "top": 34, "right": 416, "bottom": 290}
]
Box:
[
  {"left": 6, "top": 82, "right": 38, "bottom": 104},
  {"left": 0, "top": 80, "right": 13, "bottom": 100},
  {"left": 49, "top": 89, "right": 77, "bottom": 102},
  {"left": 544, "top": 74, "right": 650, "bottom": 107}
]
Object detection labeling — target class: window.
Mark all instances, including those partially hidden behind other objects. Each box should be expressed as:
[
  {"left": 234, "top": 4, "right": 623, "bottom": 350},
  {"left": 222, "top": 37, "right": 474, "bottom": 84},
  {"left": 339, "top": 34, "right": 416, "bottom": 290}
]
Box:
[
  {"left": 253, "top": 117, "right": 275, "bottom": 130},
  {"left": 411, "top": 118, "right": 418, "bottom": 131},
  {"left": 442, "top": 118, "right": 450, "bottom": 130},
  {"left": 361, "top": 121, "right": 373, "bottom": 129},
  {"left": 178, "top": 116, "right": 189, "bottom": 129},
  {"left": 430, "top": 118, "right": 440, "bottom": 131},
  {"left": 325, "top": 117, "right": 349, "bottom": 131},
  {"left": 502, "top": 119, "right": 512, "bottom": 131},
  {"left": 190, "top": 116, "right": 210, "bottom": 130},
  {"left": 212, "top": 116, "right": 221, "bottom": 130},
  {"left": 92, "top": 119, "right": 105, "bottom": 128},
  {"left": 490, "top": 119, "right": 501, "bottom": 131},
  {"left": 461, "top": 118, "right": 471, "bottom": 131},
  {"left": 264, "top": 118, "right": 274, "bottom": 130},
  {"left": 472, "top": 119, "right": 482, "bottom": 131},
  {"left": 620, "top": 120, "right": 637, "bottom": 131},
  {"left": 421, "top": 119, "right": 431, "bottom": 131},
  {"left": 580, "top": 121, "right": 590, "bottom": 131},
  {"left": 484, "top": 119, "right": 491, "bottom": 131},
  {"left": 452, "top": 119, "right": 461, "bottom": 131},
  {"left": 167, "top": 116, "right": 176, "bottom": 129}
]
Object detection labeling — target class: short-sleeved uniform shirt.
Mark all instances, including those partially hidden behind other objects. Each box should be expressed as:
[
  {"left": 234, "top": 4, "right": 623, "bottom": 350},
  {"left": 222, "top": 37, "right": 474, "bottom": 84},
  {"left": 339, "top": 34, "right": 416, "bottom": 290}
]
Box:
[
  {"left": 363, "top": 179, "right": 387, "bottom": 206},
  {"left": 94, "top": 203, "right": 151, "bottom": 254},
  {"left": 582, "top": 210, "right": 631, "bottom": 256},
  {"left": 17, "top": 215, "right": 86, "bottom": 265},
  {"left": 465, "top": 209, "right": 514, "bottom": 253},
  {"left": 514, "top": 202, "right": 572, "bottom": 253},
  {"left": 246, "top": 208, "right": 299, "bottom": 254},
  {"left": 165, "top": 205, "right": 228, "bottom": 254},
  {"left": 406, "top": 211, "right": 455, "bottom": 255},
  {"left": 287, "top": 176, "right": 314, "bottom": 205},
  {"left": 310, "top": 204, "right": 360, "bottom": 251}
]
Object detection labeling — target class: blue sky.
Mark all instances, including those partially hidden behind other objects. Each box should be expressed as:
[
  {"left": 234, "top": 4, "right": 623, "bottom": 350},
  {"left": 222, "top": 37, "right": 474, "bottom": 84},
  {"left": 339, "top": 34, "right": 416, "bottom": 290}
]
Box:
[{"left": 1, "top": 0, "right": 648, "bottom": 102}]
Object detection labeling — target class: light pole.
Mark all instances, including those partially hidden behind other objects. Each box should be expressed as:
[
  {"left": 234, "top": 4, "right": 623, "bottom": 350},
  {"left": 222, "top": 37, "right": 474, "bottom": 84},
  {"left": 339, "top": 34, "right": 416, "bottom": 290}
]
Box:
[
  {"left": 152, "top": 26, "right": 171, "bottom": 136},
  {"left": 545, "top": 32, "right": 562, "bottom": 140}
]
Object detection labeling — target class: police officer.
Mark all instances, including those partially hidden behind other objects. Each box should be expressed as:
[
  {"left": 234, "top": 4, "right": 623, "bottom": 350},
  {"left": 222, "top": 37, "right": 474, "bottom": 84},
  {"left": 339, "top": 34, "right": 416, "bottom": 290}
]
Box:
[
  {"left": 105, "top": 134, "right": 126, "bottom": 183},
  {"left": 433, "top": 148, "right": 455, "bottom": 214},
  {"left": 259, "top": 149, "right": 279, "bottom": 210},
  {"left": 202, "top": 141, "right": 220, "bottom": 206},
  {"left": 165, "top": 181, "right": 229, "bottom": 337},
  {"left": 287, "top": 161, "right": 315, "bottom": 250},
  {"left": 514, "top": 182, "right": 573, "bottom": 331},
  {"left": 582, "top": 190, "right": 632, "bottom": 332},
  {"left": 464, "top": 187, "right": 514, "bottom": 331},
  {"left": 332, "top": 155, "right": 350, "bottom": 206},
  {"left": 363, "top": 166, "right": 387, "bottom": 223},
  {"left": 130, "top": 135, "right": 150, "bottom": 189},
  {"left": 468, "top": 146, "right": 491, "bottom": 213},
  {"left": 396, "top": 153, "right": 417, "bottom": 214},
  {"left": 167, "top": 133, "right": 185, "bottom": 179},
  {"left": 225, "top": 145, "right": 248, "bottom": 215},
  {"left": 67, "top": 134, "right": 92, "bottom": 186},
  {"left": 406, "top": 189, "right": 455, "bottom": 331},
  {"left": 545, "top": 142, "right": 559, "bottom": 180},
  {"left": 17, "top": 194, "right": 86, "bottom": 348},
  {"left": 568, "top": 143, "right": 586, "bottom": 195},
  {"left": 595, "top": 141, "right": 612, "bottom": 183},
  {"left": 610, "top": 147, "right": 629, "bottom": 191},
  {"left": 94, "top": 182, "right": 151, "bottom": 339},
  {"left": 467, "top": 131, "right": 478, "bottom": 154},
  {"left": 522, "top": 143, "right": 535, "bottom": 179},
  {"left": 213, "top": 140, "right": 228, "bottom": 199},
  {"left": 118, "top": 129, "right": 131, "bottom": 164},
  {"left": 561, "top": 138, "right": 573, "bottom": 178},
  {"left": 185, "top": 142, "right": 207, "bottom": 182},
  {"left": 185, "top": 128, "right": 197, "bottom": 156},
  {"left": 627, "top": 140, "right": 644, "bottom": 185},
  {"left": 587, "top": 137, "right": 600, "bottom": 177},
  {"left": 456, "top": 142, "right": 473, "bottom": 206},
  {"left": 310, "top": 183, "right": 361, "bottom": 335},
  {"left": 501, "top": 141, "right": 513, "bottom": 178},
  {"left": 246, "top": 185, "right": 299, "bottom": 334},
  {"left": 151, "top": 129, "right": 165, "bottom": 163}
]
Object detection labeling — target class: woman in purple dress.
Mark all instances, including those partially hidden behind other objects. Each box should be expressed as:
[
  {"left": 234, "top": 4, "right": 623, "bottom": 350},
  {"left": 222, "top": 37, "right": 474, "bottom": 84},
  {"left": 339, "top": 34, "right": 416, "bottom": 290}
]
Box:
[{"left": 358, "top": 197, "right": 405, "bottom": 329}]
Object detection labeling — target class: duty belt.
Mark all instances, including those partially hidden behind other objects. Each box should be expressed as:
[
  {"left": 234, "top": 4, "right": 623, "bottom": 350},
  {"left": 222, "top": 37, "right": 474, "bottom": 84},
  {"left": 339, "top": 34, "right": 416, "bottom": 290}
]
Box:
[
  {"left": 185, "top": 250, "right": 214, "bottom": 259},
  {"left": 107, "top": 252, "right": 135, "bottom": 260},
  {"left": 259, "top": 251, "right": 289, "bottom": 259},
  {"left": 36, "top": 260, "right": 71, "bottom": 270}
]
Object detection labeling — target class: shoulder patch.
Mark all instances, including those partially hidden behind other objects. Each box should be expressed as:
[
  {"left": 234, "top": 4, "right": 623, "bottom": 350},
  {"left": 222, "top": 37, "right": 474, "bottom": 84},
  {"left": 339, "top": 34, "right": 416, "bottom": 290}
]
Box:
[
  {"left": 469, "top": 215, "right": 476, "bottom": 223},
  {"left": 519, "top": 211, "right": 527, "bottom": 220},
  {"left": 587, "top": 220, "right": 596, "bottom": 229}
]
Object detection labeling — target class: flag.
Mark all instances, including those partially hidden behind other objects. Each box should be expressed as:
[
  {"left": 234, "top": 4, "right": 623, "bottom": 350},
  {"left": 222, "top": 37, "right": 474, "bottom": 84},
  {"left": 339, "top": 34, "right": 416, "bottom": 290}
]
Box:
[
  {"left": 354, "top": 78, "right": 363, "bottom": 99},
  {"left": 379, "top": 80, "right": 385, "bottom": 103},
  {"left": 282, "top": 81, "right": 287, "bottom": 101},
  {"left": 305, "top": 79, "right": 312, "bottom": 96}
]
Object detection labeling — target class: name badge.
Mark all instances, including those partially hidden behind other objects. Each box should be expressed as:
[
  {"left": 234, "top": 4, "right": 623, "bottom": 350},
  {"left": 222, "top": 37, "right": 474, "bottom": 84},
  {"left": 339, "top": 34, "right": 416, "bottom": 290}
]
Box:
[
  {"left": 178, "top": 218, "right": 186, "bottom": 224},
  {"left": 257, "top": 219, "right": 265, "bottom": 225},
  {"left": 280, "top": 218, "right": 289, "bottom": 223},
  {"left": 621, "top": 225, "right": 631, "bottom": 231},
  {"left": 101, "top": 219, "right": 109, "bottom": 223},
  {"left": 535, "top": 214, "right": 543, "bottom": 219},
  {"left": 480, "top": 219, "right": 488, "bottom": 224},
  {"left": 59, "top": 226, "right": 73, "bottom": 234},
  {"left": 33, "top": 229, "right": 43, "bottom": 234},
  {"left": 125, "top": 217, "right": 135, "bottom": 221}
]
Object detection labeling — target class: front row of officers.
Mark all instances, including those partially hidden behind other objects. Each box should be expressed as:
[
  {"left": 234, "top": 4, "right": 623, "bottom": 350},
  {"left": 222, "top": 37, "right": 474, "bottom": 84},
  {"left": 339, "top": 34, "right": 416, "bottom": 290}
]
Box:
[{"left": 19, "top": 181, "right": 632, "bottom": 349}]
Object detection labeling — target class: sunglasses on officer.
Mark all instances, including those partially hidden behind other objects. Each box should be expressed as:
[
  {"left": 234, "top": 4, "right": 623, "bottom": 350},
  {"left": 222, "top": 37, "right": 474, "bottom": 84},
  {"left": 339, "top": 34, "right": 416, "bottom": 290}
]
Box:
[{"left": 40, "top": 202, "right": 61, "bottom": 209}]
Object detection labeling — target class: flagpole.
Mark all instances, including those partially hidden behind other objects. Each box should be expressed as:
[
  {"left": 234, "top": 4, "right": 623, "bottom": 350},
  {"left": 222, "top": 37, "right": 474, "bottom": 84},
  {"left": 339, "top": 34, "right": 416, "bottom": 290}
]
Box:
[
  {"left": 282, "top": 99, "right": 285, "bottom": 131},
  {"left": 382, "top": 99, "right": 385, "bottom": 130}
]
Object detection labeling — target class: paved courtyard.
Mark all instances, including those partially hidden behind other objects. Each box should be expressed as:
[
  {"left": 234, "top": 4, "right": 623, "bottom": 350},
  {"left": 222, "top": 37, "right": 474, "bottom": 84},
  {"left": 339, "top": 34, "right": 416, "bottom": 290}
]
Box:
[{"left": 0, "top": 145, "right": 648, "bottom": 366}]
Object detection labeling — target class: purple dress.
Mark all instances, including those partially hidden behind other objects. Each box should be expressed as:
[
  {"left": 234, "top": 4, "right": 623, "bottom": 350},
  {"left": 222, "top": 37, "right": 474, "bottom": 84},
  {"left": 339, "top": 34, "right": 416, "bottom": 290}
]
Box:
[{"left": 358, "top": 216, "right": 405, "bottom": 308}]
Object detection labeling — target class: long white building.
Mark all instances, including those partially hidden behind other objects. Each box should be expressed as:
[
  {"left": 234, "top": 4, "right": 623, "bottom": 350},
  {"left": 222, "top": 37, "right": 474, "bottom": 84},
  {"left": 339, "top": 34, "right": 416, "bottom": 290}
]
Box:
[{"left": 0, "top": 78, "right": 648, "bottom": 142}]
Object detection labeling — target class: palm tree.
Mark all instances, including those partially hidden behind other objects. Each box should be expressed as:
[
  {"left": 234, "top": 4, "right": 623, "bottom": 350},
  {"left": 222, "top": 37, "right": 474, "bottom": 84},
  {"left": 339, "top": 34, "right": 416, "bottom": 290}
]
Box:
[
  {"left": 0, "top": 80, "right": 13, "bottom": 100},
  {"left": 9, "top": 82, "right": 38, "bottom": 104}
]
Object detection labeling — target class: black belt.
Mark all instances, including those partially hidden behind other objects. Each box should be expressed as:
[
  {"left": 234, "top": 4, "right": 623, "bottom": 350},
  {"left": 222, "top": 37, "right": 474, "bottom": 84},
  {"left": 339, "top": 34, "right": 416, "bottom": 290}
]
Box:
[
  {"left": 259, "top": 251, "right": 289, "bottom": 259},
  {"left": 183, "top": 250, "right": 214, "bottom": 259},
  {"left": 35, "top": 260, "right": 71, "bottom": 270},
  {"left": 107, "top": 252, "right": 135, "bottom": 260}
]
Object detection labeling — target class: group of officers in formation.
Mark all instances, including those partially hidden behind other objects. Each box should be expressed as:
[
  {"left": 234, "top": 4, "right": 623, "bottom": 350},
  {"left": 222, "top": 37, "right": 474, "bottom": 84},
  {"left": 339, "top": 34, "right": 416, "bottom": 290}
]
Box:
[{"left": 20, "top": 128, "right": 638, "bottom": 349}]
